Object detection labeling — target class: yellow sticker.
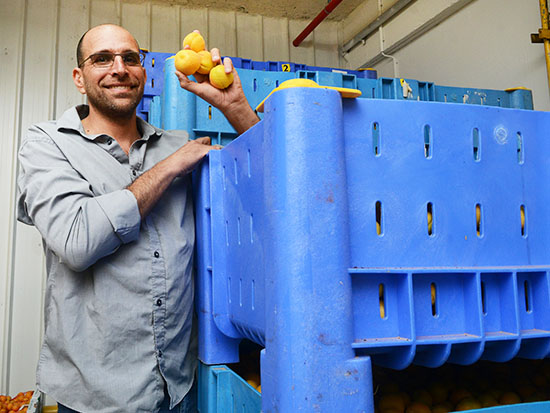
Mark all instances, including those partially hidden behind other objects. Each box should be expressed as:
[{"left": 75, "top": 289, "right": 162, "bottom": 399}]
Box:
[{"left": 281, "top": 63, "right": 291, "bottom": 72}]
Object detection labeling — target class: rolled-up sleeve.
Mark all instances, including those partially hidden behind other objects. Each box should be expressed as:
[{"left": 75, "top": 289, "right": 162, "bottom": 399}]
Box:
[{"left": 17, "top": 129, "right": 141, "bottom": 272}]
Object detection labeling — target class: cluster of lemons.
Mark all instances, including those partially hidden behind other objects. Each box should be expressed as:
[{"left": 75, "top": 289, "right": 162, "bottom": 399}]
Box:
[
  {"left": 374, "top": 358, "right": 550, "bottom": 413},
  {"left": 174, "top": 32, "right": 234, "bottom": 89},
  {"left": 0, "top": 391, "right": 33, "bottom": 413},
  {"left": 228, "top": 341, "right": 262, "bottom": 394},
  {"left": 231, "top": 343, "right": 550, "bottom": 413}
]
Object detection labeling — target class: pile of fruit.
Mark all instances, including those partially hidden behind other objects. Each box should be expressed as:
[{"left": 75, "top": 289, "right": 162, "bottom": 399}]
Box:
[
  {"left": 230, "top": 341, "right": 550, "bottom": 412},
  {"left": 0, "top": 391, "right": 33, "bottom": 413},
  {"left": 174, "top": 32, "right": 234, "bottom": 89},
  {"left": 373, "top": 358, "right": 550, "bottom": 412},
  {"left": 227, "top": 340, "right": 262, "bottom": 393}
]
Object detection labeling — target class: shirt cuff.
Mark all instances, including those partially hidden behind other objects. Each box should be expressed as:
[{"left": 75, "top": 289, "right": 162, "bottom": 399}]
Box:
[{"left": 95, "top": 189, "right": 141, "bottom": 244}]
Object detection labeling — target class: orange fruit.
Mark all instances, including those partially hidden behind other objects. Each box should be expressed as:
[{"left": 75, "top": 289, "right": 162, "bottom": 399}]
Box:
[
  {"left": 455, "top": 397, "right": 482, "bottom": 411},
  {"left": 379, "top": 393, "right": 405, "bottom": 412},
  {"left": 209, "top": 65, "right": 234, "bottom": 89},
  {"left": 405, "top": 401, "right": 431, "bottom": 413},
  {"left": 499, "top": 391, "right": 521, "bottom": 405},
  {"left": 478, "top": 392, "right": 498, "bottom": 408},
  {"left": 196, "top": 50, "right": 215, "bottom": 75},
  {"left": 174, "top": 50, "right": 201, "bottom": 76},
  {"left": 432, "top": 403, "right": 452, "bottom": 413},
  {"left": 449, "top": 388, "right": 472, "bottom": 405},
  {"left": 182, "top": 32, "right": 205, "bottom": 52},
  {"left": 412, "top": 389, "right": 432, "bottom": 406}
]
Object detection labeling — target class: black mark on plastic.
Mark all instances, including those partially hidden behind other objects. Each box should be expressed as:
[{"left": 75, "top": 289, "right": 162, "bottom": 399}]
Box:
[
  {"left": 424, "top": 125, "right": 432, "bottom": 158},
  {"left": 473, "top": 128, "right": 480, "bottom": 161},
  {"left": 373, "top": 122, "right": 380, "bottom": 156},
  {"left": 517, "top": 132, "right": 524, "bottom": 164}
]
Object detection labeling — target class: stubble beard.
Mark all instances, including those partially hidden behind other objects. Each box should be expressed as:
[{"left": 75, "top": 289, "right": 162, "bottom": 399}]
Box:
[{"left": 84, "top": 77, "right": 144, "bottom": 120}]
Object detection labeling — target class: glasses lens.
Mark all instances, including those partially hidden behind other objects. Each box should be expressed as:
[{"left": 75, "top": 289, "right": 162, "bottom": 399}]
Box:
[
  {"left": 89, "top": 52, "right": 115, "bottom": 67},
  {"left": 122, "top": 52, "right": 142, "bottom": 66}
]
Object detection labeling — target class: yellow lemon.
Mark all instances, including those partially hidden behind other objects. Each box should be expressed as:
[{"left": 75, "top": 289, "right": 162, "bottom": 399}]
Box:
[
  {"left": 197, "top": 50, "right": 215, "bottom": 75},
  {"left": 174, "top": 49, "right": 200, "bottom": 76},
  {"left": 455, "top": 397, "right": 482, "bottom": 411},
  {"left": 379, "top": 393, "right": 405, "bottom": 412},
  {"left": 405, "top": 401, "right": 431, "bottom": 413},
  {"left": 499, "top": 391, "right": 521, "bottom": 405},
  {"left": 183, "top": 32, "right": 205, "bottom": 52},
  {"left": 209, "top": 64, "right": 234, "bottom": 89},
  {"left": 432, "top": 403, "right": 452, "bottom": 413}
]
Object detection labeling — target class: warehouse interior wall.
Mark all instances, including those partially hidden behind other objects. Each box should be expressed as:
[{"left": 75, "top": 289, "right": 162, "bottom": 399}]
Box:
[
  {"left": 2, "top": 0, "right": 550, "bottom": 397},
  {"left": 0, "top": 0, "right": 341, "bottom": 395},
  {"left": 341, "top": 0, "right": 550, "bottom": 111}
]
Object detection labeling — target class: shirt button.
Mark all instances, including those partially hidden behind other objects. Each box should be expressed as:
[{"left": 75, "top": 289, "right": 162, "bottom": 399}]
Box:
[
  {"left": 154, "top": 251, "right": 160, "bottom": 258},
  {"left": 107, "top": 139, "right": 113, "bottom": 145},
  {"left": 132, "top": 170, "right": 137, "bottom": 176},
  {"left": 156, "top": 299, "right": 162, "bottom": 306}
]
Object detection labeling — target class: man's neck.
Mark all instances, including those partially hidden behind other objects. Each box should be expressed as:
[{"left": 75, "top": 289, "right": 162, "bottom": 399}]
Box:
[{"left": 81, "top": 105, "right": 141, "bottom": 154}]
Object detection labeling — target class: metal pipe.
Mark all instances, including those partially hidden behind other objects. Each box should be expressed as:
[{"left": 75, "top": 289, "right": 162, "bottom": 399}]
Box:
[
  {"left": 539, "top": 0, "right": 550, "bottom": 95},
  {"left": 341, "top": 0, "right": 415, "bottom": 55},
  {"left": 292, "top": 0, "right": 343, "bottom": 47}
]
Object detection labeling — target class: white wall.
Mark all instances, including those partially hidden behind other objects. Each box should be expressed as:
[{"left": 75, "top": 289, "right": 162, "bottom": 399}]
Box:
[
  {"left": 342, "top": 0, "right": 549, "bottom": 111},
  {"left": 0, "top": 0, "right": 340, "bottom": 396}
]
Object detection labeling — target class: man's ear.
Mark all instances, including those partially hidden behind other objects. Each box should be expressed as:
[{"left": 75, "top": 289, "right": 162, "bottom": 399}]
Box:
[{"left": 72, "top": 68, "right": 86, "bottom": 95}]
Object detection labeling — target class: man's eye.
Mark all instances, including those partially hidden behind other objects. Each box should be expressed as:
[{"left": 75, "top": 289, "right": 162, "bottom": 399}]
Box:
[
  {"left": 93, "top": 54, "right": 112, "bottom": 64},
  {"left": 123, "top": 53, "right": 140, "bottom": 65}
]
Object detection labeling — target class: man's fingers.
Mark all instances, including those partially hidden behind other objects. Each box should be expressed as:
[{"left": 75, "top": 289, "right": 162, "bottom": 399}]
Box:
[
  {"left": 223, "top": 57, "right": 233, "bottom": 74},
  {"left": 195, "top": 136, "right": 211, "bottom": 145},
  {"left": 210, "top": 48, "right": 221, "bottom": 64},
  {"left": 175, "top": 70, "right": 190, "bottom": 85}
]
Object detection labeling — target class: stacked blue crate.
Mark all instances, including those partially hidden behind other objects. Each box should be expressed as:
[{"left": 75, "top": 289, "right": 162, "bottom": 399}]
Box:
[
  {"left": 137, "top": 51, "right": 173, "bottom": 122},
  {"left": 193, "top": 86, "right": 550, "bottom": 412},
  {"left": 146, "top": 56, "right": 533, "bottom": 143},
  {"left": 198, "top": 364, "right": 261, "bottom": 413}
]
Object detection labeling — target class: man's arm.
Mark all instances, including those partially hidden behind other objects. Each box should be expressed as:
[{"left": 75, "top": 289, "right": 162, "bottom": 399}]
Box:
[
  {"left": 175, "top": 53, "right": 260, "bottom": 135},
  {"left": 17, "top": 129, "right": 214, "bottom": 272},
  {"left": 128, "top": 137, "right": 214, "bottom": 218}
]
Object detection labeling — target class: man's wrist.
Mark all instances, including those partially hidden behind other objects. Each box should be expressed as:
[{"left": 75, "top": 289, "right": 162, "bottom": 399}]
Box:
[{"left": 223, "top": 101, "right": 260, "bottom": 135}]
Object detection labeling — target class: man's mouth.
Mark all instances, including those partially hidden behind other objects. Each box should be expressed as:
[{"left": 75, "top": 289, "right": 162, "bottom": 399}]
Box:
[{"left": 105, "top": 84, "right": 136, "bottom": 90}]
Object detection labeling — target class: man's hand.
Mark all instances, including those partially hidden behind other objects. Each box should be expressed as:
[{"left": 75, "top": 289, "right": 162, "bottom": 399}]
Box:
[
  {"left": 128, "top": 137, "right": 219, "bottom": 218},
  {"left": 174, "top": 31, "right": 259, "bottom": 135}
]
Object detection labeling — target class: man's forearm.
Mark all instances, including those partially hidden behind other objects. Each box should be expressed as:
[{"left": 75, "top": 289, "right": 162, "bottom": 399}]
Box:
[
  {"left": 128, "top": 137, "right": 214, "bottom": 218},
  {"left": 127, "top": 157, "right": 179, "bottom": 218},
  {"left": 224, "top": 102, "right": 260, "bottom": 135}
]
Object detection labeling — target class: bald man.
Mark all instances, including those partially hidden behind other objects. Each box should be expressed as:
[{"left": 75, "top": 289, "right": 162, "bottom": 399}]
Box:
[{"left": 17, "top": 24, "right": 258, "bottom": 413}]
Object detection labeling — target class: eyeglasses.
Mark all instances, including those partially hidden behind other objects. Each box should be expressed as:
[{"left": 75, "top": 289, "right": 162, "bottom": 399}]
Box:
[{"left": 78, "top": 51, "right": 145, "bottom": 68}]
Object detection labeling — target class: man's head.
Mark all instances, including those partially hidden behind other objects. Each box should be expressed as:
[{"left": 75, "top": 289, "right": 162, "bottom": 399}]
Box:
[{"left": 73, "top": 24, "right": 146, "bottom": 120}]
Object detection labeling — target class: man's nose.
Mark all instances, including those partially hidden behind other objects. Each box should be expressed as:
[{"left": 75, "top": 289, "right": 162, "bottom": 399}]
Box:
[{"left": 110, "top": 55, "right": 129, "bottom": 74}]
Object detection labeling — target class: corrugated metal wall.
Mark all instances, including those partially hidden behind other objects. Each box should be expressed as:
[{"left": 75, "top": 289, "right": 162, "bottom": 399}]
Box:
[{"left": 0, "top": 0, "right": 342, "bottom": 394}]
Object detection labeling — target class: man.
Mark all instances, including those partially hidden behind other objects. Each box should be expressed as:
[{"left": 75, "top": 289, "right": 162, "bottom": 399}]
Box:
[{"left": 16, "top": 24, "right": 258, "bottom": 413}]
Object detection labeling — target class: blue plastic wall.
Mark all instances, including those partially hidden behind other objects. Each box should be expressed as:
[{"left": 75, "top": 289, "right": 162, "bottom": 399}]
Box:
[
  {"left": 193, "top": 87, "right": 550, "bottom": 412},
  {"left": 198, "top": 363, "right": 261, "bottom": 413}
]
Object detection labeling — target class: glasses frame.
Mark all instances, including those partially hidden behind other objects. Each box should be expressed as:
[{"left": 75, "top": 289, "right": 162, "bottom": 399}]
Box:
[{"left": 78, "top": 51, "right": 146, "bottom": 69}]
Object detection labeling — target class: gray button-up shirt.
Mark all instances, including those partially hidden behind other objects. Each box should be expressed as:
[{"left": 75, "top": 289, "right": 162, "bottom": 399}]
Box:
[{"left": 17, "top": 105, "right": 197, "bottom": 413}]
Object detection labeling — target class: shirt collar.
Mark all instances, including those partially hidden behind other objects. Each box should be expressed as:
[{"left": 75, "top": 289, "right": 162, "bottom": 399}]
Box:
[{"left": 57, "top": 104, "right": 163, "bottom": 141}]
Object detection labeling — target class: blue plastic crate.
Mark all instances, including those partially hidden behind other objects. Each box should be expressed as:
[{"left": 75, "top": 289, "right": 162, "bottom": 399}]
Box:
[
  {"left": 198, "top": 363, "right": 261, "bottom": 413},
  {"left": 155, "top": 58, "right": 293, "bottom": 145},
  {"left": 147, "top": 58, "right": 533, "bottom": 141},
  {"left": 193, "top": 86, "right": 550, "bottom": 412},
  {"left": 137, "top": 51, "right": 173, "bottom": 121}
]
